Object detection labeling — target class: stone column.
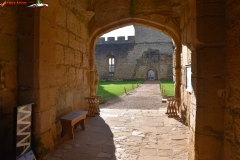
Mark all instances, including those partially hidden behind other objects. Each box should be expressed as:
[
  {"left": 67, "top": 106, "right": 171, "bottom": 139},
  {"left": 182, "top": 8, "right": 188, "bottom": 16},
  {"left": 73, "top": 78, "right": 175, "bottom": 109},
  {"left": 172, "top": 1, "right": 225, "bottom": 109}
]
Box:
[
  {"left": 191, "top": 1, "right": 226, "bottom": 159},
  {"left": 174, "top": 46, "right": 181, "bottom": 100},
  {"left": 18, "top": 5, "right": 56, "bottom": 158}
]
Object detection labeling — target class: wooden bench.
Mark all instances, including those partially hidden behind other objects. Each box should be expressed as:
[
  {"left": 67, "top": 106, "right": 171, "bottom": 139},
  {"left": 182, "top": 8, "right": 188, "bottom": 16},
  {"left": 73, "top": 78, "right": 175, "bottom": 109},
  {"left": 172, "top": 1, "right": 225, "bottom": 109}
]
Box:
[
  {"left": 59, "top": 110, "right": 88, "bottom": 139},
  {"left": 85, "top": 96, "right": 101, "bottom": 116},
  {"left": 165, "top": 97, "right": 180, "bottom": 117},
  {"left": 91, "top": 95, "right": 102, "bottom": 114}
]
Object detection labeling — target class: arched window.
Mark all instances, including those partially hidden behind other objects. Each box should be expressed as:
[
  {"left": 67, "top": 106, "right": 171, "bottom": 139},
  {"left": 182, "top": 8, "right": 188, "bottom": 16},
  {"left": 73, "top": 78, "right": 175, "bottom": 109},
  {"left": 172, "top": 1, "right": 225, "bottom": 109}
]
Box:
[{"left": 109, "top": 57, "right": 115, "bottom": 76}]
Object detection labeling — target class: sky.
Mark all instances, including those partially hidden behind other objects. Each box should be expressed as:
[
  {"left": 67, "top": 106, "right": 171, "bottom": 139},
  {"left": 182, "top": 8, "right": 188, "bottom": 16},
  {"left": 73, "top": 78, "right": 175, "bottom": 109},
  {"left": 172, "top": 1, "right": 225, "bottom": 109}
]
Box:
[{"left": 101, "top": 25, "right": 135, "bottom": 40}]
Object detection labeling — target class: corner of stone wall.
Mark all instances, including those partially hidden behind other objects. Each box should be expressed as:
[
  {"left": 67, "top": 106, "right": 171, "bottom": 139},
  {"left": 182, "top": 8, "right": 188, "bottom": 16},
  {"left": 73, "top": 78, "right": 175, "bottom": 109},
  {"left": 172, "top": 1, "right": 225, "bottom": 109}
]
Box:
[{"left": 34, "top": 129, "right": 54, "bottom": 159}]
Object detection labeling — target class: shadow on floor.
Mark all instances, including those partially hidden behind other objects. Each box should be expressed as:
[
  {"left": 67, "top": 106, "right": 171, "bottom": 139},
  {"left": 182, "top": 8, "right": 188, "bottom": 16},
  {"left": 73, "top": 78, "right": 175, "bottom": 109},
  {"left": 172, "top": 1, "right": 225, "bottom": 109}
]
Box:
[{"left": 46, "top": 116, "right": 116, "bottom": 160}]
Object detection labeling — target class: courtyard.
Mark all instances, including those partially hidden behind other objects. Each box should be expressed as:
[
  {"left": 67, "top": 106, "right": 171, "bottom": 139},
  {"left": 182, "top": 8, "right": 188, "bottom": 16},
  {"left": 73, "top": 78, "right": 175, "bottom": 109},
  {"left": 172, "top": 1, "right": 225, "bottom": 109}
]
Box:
[{"left": 45, "top": 81, "right": 189, "bottom": 160}]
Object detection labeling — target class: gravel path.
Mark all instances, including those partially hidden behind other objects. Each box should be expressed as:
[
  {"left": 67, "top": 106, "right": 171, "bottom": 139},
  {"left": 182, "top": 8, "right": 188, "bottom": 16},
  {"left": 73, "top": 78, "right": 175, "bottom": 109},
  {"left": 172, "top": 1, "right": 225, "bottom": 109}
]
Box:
[{"left": 100, "top": 80, "right": 168, "bottom": 110}]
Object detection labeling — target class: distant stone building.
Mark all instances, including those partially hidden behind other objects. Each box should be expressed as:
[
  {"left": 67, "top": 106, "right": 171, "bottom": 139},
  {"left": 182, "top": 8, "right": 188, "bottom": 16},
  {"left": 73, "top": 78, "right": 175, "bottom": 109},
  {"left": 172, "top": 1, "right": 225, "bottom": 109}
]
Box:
[{"left": 94, "top": 25, "right": 174, "bottom": 80}]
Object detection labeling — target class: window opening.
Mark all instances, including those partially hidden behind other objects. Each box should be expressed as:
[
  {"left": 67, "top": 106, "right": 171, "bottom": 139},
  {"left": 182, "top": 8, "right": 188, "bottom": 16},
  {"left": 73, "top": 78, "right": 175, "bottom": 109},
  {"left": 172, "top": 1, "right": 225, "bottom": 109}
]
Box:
[{"left": 109, "top": 57, "right": 115, "bottom": 76}]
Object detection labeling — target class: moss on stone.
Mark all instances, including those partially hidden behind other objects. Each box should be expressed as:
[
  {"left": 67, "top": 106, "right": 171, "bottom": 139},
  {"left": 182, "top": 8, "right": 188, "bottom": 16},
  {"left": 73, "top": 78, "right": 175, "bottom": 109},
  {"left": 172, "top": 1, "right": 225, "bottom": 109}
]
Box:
[{"left": 34, "top": 131, "right": 51, "bottom": 159}]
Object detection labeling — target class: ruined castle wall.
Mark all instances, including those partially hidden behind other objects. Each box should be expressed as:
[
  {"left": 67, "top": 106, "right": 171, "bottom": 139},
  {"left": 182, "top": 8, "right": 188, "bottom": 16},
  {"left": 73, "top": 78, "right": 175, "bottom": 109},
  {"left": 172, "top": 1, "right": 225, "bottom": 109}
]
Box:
[
  {"left": 95, "top": 26, "right": 174, "bottom": 80},
  {"left": 224, "top": 1, "right": 240, "bottom": 159},
  {"left": 131, "top": 43, "right": 173, "bottom": 80},
  {"left": 95, "top": 42, "right": 135, "bottom": 79}
]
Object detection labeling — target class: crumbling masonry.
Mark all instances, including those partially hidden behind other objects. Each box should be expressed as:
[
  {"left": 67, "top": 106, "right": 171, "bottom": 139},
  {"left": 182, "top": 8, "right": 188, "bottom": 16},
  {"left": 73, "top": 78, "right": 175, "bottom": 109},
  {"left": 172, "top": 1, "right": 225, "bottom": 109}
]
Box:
[{"left": 95, "top": 25, "right": 173, "bottom": 80}]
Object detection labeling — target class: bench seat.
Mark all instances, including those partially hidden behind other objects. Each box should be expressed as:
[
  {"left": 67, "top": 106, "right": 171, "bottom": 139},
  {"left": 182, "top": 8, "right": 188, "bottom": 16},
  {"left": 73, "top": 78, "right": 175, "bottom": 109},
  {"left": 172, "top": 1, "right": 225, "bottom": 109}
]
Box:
[{"left": 59, "top": 110, "right": 88, "bottom": 139}]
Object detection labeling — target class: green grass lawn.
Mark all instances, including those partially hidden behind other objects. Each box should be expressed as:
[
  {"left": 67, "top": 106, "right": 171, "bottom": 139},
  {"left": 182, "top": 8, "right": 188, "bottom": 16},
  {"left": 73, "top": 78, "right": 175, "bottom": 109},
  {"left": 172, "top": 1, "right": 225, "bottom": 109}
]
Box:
[
  {"left": 96, "top": 81, "right": 143, "bottom": 103},
  {"left": 159, "top": 80, "right": 175, "bottom": 97}
]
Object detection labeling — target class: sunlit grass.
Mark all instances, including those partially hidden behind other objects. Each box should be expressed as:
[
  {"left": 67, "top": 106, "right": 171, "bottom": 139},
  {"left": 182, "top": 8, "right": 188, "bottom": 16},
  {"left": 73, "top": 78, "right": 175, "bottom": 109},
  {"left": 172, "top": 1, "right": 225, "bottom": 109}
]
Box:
[
  {"left": 159, "top": 80, "right": 174, "bottom": 97},
  {"left": 96, "top": 81, "right": 143, "bottom": 103}
]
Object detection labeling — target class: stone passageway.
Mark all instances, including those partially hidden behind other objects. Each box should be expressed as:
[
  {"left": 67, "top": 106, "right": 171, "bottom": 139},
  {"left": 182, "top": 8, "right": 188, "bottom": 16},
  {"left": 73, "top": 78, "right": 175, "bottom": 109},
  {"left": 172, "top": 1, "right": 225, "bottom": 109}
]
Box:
[{"left": 45, "top": 81, "right": 189, "bottom": 160}]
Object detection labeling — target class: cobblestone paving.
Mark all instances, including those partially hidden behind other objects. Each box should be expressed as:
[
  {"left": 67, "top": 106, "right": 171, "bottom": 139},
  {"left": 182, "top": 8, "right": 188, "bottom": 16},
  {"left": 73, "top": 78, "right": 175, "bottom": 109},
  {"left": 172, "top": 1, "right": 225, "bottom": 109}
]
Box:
[{"left": 45, "top": 81, "right": 189, "bottom": 160}]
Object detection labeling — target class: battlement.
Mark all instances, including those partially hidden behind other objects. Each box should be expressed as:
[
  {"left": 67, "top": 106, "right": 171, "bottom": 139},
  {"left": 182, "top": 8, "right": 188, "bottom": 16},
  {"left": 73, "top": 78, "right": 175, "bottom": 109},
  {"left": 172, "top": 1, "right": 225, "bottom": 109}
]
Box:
[{"left": 97, "top": 36, "right": 135, "bottom": 44}]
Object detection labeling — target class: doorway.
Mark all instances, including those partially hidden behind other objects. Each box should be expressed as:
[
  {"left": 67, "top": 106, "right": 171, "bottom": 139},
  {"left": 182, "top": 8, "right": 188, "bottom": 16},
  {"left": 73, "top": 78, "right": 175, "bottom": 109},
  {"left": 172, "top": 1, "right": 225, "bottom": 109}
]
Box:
[{"left": 147, "top": 69, "right": 155, "bottom": 80}]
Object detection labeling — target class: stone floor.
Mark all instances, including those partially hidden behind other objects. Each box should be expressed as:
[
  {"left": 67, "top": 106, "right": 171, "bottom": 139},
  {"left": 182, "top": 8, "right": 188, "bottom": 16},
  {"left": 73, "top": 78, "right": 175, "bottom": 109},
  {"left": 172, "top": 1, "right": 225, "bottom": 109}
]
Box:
[{"left": 45, "top": 81, "right": 189, "bottom": 160}]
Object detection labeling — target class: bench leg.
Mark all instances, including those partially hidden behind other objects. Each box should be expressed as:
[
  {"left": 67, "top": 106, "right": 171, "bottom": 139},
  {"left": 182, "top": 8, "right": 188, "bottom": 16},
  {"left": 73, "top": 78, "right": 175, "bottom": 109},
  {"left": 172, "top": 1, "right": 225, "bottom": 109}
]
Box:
[
  {"left": 61, "top": 121, "right": 68, "bottom": 137},
  {"left": 74, "top": 121, "right": 80, "bottom": 129},
  {"left": 61, "top": 121, "right": 74, "bottom": 139},
  {"left": 79, "top": 119, "right": 86, "bottom": 130},
  {"left": 87, "top": 106, "right": 95, "bottom": 117},
  {"left": 67, "top": 126, "right": 74, "bottom": 139}
]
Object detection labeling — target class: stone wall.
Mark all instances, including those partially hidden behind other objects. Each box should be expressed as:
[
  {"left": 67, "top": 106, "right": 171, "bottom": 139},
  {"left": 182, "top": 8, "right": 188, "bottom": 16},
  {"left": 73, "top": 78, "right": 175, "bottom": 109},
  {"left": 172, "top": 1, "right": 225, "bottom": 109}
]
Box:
[
  {"left": 0, "top": 5, "right": 18, "bottom": 157},
  {"left": 179, "top": 1, "right": 195, "bottom": 158},
  {"left": 27, "top": 1, "right": 92, "bottom": 158},
  {"left": 0, "top": 1, "right": 93, "bottom": 159},
  {"left": 95, "top": 26, "right": 174, "bottom": 80},
  {"left": 181, "top": 0, "right": 226, "bottom": 159},
  {"left": 224, "top": 1, "right": 240, "bottom": 159},
  {"left": 0, "top": 0, "right": 239, "bottom": 159}
]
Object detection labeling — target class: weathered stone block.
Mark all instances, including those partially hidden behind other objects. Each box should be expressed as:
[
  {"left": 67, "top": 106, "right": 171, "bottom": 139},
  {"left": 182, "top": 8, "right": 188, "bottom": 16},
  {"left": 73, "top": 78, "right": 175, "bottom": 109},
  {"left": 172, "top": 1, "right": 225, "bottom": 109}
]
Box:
[
  {"left": 1, "top": 91, "right": 16, "bottom": 113},
  {"left": 80, "top": 22, "right": 89, "bottom": 40},
  {"left": 195, "top": 134, "right": 222, "bottom": 160},
  {"left": 69, "top": 33, "right": 80, "bottom": 50},
  {"left": 56, "top": 27, "right": 68, "bottom": 46},
  {"left": 55, "top": 65, "right": 67, "bottom": 86},
  {"left": 0, "top": 35, "right": 17, "bottom": 61},
  {"left": 39, "top": 18, "right": 56, "bottom": 45},
  {"left": 1, "top": 11, "right": 18, "bottom": 34},
  {"left": 196, "top": 47, "right": 225, "bottom": 76},
  {"left": 3, "top": 63, "right": 17, "bottom": 89},
  {"left": 66, "top": 91, "right": 73, "bottom": 109},
  {"left": 34, "top": 129, "right": 54, "bottom": 158},
  {"left": 18, "top": 38, "right": 35, "bottom": 61},
  {"left": 196, "top": 2, "right": 225, "bottom": 16},
  {"left": 67, "top": 10, "right": 81, "bottom": 35},
  {"left": 37, "top": 62, "right": 55, "bottom": 88},
  {"left": 196, "top": 16, "right": 225, "bottom": 44},
  {"left": 56, "top": 5, "right": 66, "bottom": 27},
  {"left": 83, "top": 53, "right": 89, "bottom": 68},
  {"left": 196, "top": 108, "right": 224, "bottom": 133},
  {"left": 67, "top": 66, "right": 76, "bottom": 87},
  {"left": 196, "top": 78, "right": 225, "bottom": 108},
  {"left": 76, "top": 68, "right": 83, "bottom": 83},
  {"left": 34, "top": 88, "right": 56, "bottom": 112},
  {"left": 83, "top": 69, "right": 89, "bottom": 85},
  {"left": 223, "top": 138, "right": 234, "bottom": 160},
  {"left": 55, "top": 44, "right": 64, "bottom": 64},
  {"left": 74, "top": 50, "right": 82, "bottom": 67},
  {"left": 38, "top": 39, "right": 55, "bottom": 63},
  {"left": 34, "top": 107, "right": 56, "bottom": 134},
  {"left": 73, "top": 91, "right": 83, "bottom": 110}
]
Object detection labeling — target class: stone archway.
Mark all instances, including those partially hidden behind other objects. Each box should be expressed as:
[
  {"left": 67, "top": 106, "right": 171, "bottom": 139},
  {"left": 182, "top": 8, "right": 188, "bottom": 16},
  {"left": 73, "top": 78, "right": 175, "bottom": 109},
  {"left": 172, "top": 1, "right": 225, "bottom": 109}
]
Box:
[
  {"left": 87, "top": 1, "right": 182, "bottom": 100},
  {"left": 88, "top": 18, "right": 182, "bottom": 100},
  {"left": 147, "top": 69, "right": 155, "bottom": 80}
]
